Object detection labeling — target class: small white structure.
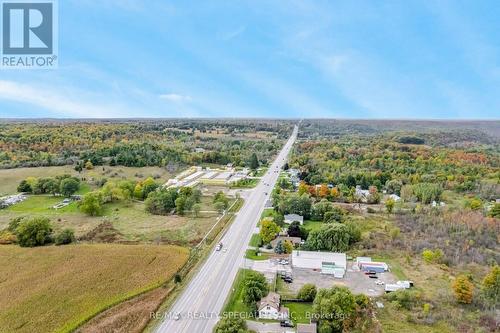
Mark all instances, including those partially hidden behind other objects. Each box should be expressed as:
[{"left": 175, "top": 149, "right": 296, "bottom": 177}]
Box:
[
  {"left": 385, "top": 281, "right": 413, "bottom": 293},
  {"left": 388, "top": 194, "right": 401, "bottom": 201},
  {"left": 355, "top": 186, "right": 370, "bottom": 202},
  {"left": 258, "top": 292, "right": 289, "bottom": 320},
  {"left": 284, "top": 214, "right": 304, "bottom": 225},
  {"left": 0, "top": 194, "right": 27, "bottom": 208},
  {"left": 292, "top": 250, "right": 347, "bottom": 278}
]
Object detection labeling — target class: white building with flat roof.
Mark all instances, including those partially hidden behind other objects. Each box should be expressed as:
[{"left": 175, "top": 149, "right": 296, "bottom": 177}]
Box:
[{"left": 292, "top": 250, "right": 347, "bottom": 278}]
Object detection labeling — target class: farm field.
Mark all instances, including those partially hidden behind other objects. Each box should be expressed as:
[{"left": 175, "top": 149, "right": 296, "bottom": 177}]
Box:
[{"left": 0, "top": 244, "right": 189, "bottom": 333}]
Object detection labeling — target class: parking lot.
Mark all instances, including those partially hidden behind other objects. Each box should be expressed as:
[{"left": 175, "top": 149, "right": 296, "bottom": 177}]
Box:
[{"left": 278, "top": 263, "right": 397, "bottom": 297}]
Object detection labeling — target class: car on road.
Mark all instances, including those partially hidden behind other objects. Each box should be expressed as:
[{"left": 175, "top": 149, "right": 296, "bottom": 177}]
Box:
[
  {"left": 280, "top": 320, "right": 294, "bottom": 327},
  {"left": 215, "top": 242, "right": 223, "bottom": 251},
  {"left": 173, "top": 312, "right": 181, "bottom": 321},
  {"left": 369, "top": 274, "right": 378, "bottom": 279}
]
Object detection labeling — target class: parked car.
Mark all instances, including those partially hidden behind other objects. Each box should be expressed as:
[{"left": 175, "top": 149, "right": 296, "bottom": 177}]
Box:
[
  {"left": 369, "top": 274, "right": 378, "bottom": 279},
  {"left": 283, "top": 277, "right": 293, "bottom": 283},
  {"left": 280, "top": 320, "right": 294, "bottom": 327}
]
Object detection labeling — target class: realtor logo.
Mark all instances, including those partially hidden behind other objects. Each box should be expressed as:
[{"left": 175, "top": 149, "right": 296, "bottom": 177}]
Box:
[{"left": 1, "top": 0, "right": 58, "bottom": 68}]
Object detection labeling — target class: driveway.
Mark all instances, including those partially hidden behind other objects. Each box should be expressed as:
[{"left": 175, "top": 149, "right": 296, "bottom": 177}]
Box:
[
  {"left": 247, "top": 321, "right": 293, "bottom": 333},
  {"left": 283, "top": 265, "right": 396, "bottom": 297}
]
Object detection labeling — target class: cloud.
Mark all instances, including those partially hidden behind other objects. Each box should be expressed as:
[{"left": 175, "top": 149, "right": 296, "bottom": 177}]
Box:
[
  {"left": 0, "top": 80, "right": 130, "bottom": 118},
  {"left": 219, "top": 26, "right": 246, "bottom": 41},
  {"left": 159, "top": 93, "right": 192, "bottom": 102}
]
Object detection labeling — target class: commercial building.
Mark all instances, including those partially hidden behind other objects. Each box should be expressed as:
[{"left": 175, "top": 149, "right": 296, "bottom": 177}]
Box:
[{"left": 292, "top": 250, "right": 347, "bottom": 278}]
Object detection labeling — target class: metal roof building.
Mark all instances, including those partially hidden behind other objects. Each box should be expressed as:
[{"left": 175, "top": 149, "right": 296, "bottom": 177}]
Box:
[{"left": 292, "top": 250, "right": 347, "bottom": 278}]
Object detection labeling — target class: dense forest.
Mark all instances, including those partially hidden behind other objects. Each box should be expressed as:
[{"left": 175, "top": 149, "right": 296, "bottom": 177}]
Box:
[
  {"left": 291, "top": 120, "right": 500, "bottom": 202},
  {"left": 0, "top": 119, "right": 294, "bottom": 169}
]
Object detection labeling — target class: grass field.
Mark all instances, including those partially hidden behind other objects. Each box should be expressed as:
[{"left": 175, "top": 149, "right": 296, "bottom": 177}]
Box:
[
  {"left": 249, "top": 233, "right": 262, "bottom": 247},
  {"left": 245, "top": 249, "right": 270, "bottom": 260},
  {"left": 302, "top": 220, "right": 324, "bottom": 232},
  {"left": 0, "top": 195, "right": 231, "bottom": 245},
  {"left": 0, "top": 244, "right": 189, "bottom": 333},
  {"left": 0, "top": 165, "right": 174, "bottom": 196},
  {"left": 223, "top": 269, "right": 255, "bottom": 316}
]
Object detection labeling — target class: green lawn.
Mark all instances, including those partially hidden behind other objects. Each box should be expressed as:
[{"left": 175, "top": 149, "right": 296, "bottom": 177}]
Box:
[
  {"left": 302, "top": 220, "right": 324, "bottom": 232},
  {"left": 283, "top": 302, "right": 313, "bottom": 324},
  {"left": 260, "top": 208, "right": 275, "bottom": 219},
  {"left": 249, "top": 234, "right": 262, "bottom": 247},
  {"left": 223, "top": 269, "right": 254, "bottom": 315},
  {"left": 4, "top": 195, "right": 79, "bottom": 214},
  {"left": 76, "top": 183, "right": 92, "bottom": 195},
  {"left": 245, "top": 249, "right": 269, "bottom": 261}
]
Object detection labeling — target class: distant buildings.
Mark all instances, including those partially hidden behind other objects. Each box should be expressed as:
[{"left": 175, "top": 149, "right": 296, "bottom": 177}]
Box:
[{"left": 163, "top": 166, "right": 249, "bottom": 188}]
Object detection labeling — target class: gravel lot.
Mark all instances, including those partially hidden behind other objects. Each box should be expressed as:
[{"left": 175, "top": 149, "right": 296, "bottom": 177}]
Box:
[{"left": 281, "top": 263, "right": 396, "bottom": 297}]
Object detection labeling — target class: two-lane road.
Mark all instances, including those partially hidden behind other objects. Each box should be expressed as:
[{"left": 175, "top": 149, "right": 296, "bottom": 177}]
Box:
[{"left": 155, "top": 125, "right": 298, "bottom": 333}]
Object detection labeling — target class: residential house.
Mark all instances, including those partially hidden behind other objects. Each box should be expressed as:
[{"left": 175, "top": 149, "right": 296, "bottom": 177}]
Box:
[
  {"left": 284, "top": 214, "right": 304, "bottom": 225},
  {"left": 258, "top": 292, "right": 289, "bottom": 320},
  {"left": 270, "top": 236, "right": 302, "bottom": 248}
]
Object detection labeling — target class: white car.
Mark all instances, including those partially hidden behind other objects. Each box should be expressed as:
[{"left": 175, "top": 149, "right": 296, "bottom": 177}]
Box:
[{"left": 173, "top": 312, "right": 181, "bottom": 321}]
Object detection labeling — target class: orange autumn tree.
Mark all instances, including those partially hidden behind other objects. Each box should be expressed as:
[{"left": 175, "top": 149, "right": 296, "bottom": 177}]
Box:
[{"left": 452, "top": 275, "right": 474, "bottom": 304}]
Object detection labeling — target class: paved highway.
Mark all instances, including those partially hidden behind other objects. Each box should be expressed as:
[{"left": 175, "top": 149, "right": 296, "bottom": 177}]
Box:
[{"left": 155, "top": 125, "right": 298, "bottom": 333}]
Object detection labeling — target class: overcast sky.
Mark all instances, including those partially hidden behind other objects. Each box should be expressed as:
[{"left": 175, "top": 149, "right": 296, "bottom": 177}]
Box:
[{"left": 1, "top": 0, "right": 499, "bottom": 119}]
